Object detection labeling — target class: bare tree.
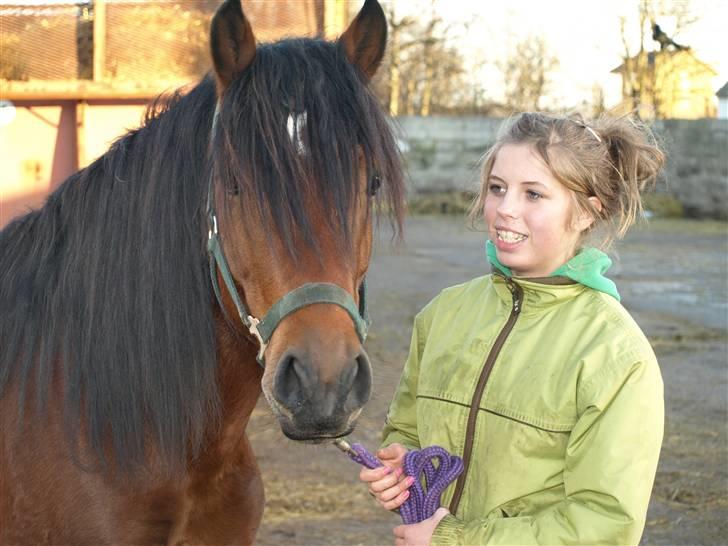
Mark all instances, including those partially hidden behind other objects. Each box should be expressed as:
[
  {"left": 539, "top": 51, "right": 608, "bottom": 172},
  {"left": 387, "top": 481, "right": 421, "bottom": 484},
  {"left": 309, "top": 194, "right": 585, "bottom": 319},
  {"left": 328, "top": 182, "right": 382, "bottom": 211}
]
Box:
[
  {"left": 419, "top": 16, "right": 439, "bottom": 116},
  {"left": 499, "top": 35, "right": 559, "bottom": 112},
  {"left": 382, "top": 3, "right": 416, "bottom": 116},
  {"left": 591, "top": 83, "right": 607, "bottom": 117},
  {"left": 373, "top": 1, "right": 470, "bottom": 116}
]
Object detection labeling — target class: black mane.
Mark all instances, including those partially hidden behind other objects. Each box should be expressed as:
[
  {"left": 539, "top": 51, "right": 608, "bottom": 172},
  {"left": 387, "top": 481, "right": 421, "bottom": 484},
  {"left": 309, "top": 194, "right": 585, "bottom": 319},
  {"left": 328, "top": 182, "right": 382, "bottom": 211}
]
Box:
[{"left": 0, "top": 37, "right": 404, "bottom": 470}]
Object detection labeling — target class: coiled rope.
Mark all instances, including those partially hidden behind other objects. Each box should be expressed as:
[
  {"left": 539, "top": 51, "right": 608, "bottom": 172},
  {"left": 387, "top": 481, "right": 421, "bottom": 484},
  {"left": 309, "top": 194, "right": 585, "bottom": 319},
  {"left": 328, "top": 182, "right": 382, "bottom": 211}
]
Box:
[{"left": 342, "top": 441, "right": 463, "bottom": 524}]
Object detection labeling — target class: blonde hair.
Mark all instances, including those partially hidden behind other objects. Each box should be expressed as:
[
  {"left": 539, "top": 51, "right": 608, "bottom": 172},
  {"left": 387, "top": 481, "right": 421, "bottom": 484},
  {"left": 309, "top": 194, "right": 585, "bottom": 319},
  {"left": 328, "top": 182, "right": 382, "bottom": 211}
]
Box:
[{"left": 469, "top": 112, "right": 666, "bottom": 248}]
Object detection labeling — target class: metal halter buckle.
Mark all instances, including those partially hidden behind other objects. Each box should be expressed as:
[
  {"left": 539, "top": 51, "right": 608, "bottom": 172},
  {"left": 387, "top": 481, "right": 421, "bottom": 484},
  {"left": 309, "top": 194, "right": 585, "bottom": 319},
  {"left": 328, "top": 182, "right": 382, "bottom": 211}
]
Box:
[
  {"left": 247, "top": 315, "right": 267, "bottom": 361},
  {"left": 208, "top": 214, "right": 218, "bottom": 241}
]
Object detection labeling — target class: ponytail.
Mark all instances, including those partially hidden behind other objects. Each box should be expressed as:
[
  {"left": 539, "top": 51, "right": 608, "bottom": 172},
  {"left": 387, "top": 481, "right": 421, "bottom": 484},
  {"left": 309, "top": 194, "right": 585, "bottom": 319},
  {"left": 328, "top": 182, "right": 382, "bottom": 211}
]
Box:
[{"left": 596, "top": 115, "right": 666, "bottom": 240}]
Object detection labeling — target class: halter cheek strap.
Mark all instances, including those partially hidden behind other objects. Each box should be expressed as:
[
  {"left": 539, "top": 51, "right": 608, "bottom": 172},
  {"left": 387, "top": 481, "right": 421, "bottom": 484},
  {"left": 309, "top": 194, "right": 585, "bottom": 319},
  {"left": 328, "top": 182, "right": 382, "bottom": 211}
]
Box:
[{"left": 206, "top": 106, "right": 370, "bottom": 367}]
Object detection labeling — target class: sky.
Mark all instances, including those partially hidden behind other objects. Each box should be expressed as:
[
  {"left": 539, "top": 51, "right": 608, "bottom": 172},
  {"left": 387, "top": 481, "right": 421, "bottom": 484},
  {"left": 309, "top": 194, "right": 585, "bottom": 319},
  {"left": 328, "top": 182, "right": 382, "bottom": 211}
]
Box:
[{"left": 390, "top": 0, "right": 728, "bottom": 110}]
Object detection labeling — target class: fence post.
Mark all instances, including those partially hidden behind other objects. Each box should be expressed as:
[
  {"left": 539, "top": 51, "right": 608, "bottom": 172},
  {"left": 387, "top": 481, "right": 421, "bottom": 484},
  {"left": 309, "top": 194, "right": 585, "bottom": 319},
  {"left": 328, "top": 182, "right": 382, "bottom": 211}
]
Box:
[{"left": 93, "top": 0, "right": 106, "bottom": 81}]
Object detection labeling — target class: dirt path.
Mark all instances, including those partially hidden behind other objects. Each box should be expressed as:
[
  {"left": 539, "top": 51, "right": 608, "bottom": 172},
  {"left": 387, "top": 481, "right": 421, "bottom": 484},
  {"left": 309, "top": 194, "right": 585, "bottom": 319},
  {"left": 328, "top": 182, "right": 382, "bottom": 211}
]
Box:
[{"left": 250, "top": 216, "right": 728, "bottom": 546}]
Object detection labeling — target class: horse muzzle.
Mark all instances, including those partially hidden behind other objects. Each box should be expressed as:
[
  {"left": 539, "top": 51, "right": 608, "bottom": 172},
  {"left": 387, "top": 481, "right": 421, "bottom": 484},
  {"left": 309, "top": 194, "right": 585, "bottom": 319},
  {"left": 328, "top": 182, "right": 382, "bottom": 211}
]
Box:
[{"left": 268, "top": 347, "right": 372, "bottom": 441}]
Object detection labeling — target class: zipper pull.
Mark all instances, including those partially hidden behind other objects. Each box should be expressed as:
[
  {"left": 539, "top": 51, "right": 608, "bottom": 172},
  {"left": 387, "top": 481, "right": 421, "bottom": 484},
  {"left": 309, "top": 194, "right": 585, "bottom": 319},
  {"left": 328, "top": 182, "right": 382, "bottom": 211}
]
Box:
[{"left": 506, "top": 279, "right": 523, "bottom": 314}]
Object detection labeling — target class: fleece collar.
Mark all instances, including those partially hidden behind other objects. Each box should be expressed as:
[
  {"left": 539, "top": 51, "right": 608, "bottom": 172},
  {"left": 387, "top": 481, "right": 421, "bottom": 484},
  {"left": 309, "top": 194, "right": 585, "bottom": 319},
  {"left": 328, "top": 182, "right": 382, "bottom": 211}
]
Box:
[{"left": 486, "top": 240, "right": 620, "bottom": 301}]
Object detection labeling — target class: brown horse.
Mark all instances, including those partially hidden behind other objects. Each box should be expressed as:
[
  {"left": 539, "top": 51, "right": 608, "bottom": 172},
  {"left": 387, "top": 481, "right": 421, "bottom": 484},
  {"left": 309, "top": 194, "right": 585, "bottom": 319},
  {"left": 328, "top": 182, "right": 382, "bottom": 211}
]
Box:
[{"left": 0, "top": 1, "right": 404, "bottom": 543}]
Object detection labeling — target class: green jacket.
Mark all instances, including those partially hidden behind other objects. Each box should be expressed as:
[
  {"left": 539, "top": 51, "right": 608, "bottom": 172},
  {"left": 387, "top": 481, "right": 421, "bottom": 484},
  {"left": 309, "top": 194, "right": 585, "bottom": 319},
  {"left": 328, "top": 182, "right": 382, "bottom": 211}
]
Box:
[{"left": 382, "top": 248, "right": 664, "bottom": 545}]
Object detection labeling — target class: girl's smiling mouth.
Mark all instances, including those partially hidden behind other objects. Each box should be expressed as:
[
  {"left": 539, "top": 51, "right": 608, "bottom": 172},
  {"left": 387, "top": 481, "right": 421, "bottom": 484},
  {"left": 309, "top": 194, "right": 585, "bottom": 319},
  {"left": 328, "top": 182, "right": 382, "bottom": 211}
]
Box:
[{"left": 495, "top": 228, "right": 528, "bottom": 244}]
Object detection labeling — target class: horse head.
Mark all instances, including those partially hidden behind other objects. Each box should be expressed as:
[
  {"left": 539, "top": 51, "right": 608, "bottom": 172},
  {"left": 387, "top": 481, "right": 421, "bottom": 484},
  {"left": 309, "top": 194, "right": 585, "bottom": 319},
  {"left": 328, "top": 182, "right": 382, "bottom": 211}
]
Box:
[{"left": 207, "top": 0, "right": 403, "bottom": 442}]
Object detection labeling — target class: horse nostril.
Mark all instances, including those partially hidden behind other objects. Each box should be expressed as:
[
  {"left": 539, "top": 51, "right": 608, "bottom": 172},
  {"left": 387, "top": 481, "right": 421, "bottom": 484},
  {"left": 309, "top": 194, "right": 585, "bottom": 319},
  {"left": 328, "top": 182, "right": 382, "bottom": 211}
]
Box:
[
  {"left": 345, "top": 351, "right": 372, "bottom": 412},
  {"left": 273, "top": 349, "right": 371, "bottom": 419},
  {"left": 274, "top": 352, "right": 309, "bottom": 411}
]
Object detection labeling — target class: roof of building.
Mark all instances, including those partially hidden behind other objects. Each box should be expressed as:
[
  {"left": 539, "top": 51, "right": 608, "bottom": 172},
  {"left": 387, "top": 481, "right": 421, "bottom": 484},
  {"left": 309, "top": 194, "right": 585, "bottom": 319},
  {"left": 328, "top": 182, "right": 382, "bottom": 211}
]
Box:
[
  {"left": 717, "top": 82, "right": 728, "bottom": 98},
  {"left": 611, "top": 48, "right": 718, "bottom": 75}
]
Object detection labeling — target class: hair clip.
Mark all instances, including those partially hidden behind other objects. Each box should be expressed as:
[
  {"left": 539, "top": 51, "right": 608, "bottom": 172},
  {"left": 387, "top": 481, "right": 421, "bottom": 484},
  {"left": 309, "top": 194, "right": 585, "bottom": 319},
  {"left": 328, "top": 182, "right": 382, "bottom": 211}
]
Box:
[
  {"left": 584, "top": 125, "right": 602, "bottom": 143},
  {"left": 572, "top": 118, "right": 602, "bottom": 143}
]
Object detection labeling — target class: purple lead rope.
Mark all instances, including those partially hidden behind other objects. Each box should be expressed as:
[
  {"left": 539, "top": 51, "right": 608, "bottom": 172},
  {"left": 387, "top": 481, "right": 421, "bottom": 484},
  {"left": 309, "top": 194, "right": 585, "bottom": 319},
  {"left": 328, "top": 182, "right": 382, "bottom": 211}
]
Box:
[{"left": 340, "top": 441, "right": 464, "bottom": 524}]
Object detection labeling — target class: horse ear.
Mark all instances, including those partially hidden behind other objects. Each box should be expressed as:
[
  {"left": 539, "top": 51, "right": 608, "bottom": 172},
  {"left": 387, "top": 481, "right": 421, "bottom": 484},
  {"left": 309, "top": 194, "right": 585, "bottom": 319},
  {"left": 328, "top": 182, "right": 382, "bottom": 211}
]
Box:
[
  {"left": 210, "top": 0, "right": 257, "bottom": 93},
  {"left": 338, "top": 0, "right": 387, "bottom": 80}
]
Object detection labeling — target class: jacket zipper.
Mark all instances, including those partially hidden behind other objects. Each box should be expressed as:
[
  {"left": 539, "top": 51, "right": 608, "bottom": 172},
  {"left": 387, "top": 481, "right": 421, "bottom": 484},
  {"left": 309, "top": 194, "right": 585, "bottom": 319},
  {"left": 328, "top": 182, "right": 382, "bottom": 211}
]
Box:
[{"left": 448, "top": 277, "right": 523, "bottom": 515}]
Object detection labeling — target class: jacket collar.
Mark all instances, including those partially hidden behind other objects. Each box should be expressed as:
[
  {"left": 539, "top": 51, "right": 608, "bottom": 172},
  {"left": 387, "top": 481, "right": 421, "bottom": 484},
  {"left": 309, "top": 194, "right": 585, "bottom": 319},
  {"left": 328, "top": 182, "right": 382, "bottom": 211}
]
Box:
[
  {"left": 491, "top": 273, "right": 587, "bottom": 313},
  {"left": 486, "top": 240, "right": 621, "bottom": 302}
]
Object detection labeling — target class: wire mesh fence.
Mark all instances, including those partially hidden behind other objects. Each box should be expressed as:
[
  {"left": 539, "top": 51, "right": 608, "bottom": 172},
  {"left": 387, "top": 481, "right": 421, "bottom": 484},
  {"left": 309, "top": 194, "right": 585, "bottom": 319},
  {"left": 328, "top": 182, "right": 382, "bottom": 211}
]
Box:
[
  {"left": 1, "top": 3, "right": 81, "bottom": 80},
  {"left": 1, "top": 0, "right": 324, "bottom": 85}
]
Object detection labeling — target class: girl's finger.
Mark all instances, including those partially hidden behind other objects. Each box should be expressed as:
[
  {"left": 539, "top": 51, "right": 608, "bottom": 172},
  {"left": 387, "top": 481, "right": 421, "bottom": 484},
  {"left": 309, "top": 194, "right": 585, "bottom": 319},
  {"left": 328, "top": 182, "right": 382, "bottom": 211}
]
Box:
[
  {"left": 381, "top": 487, "right": 410, "bottom": 511},
  {"left": 359, "top": 464, "right": 393, "bottom": 483},
  {"left": 378, "top": 443, "right": 404, "bottom": 461},
  {"left": 377, "top": 475, "right": 415, "bottom": 502},
  {"left": 368, "top": 468, "right": 404, "bottom": 493}
]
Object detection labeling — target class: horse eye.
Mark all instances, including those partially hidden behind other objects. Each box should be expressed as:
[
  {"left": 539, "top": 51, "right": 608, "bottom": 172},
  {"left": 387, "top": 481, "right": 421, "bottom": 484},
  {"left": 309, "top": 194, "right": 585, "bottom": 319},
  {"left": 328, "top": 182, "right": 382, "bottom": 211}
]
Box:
[{"left": 368, "top": 174, "right": 382, "bottom": 196}]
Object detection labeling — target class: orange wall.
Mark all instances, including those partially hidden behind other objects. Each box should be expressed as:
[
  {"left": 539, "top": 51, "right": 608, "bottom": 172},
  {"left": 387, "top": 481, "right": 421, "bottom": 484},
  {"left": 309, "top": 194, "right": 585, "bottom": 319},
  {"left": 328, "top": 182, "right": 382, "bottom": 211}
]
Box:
[
  {"left": 0, "top": 100, "right": 147, "bottom": 227},
  {"left": 83, "top": 102, "right": 147, "bottom": 165}
]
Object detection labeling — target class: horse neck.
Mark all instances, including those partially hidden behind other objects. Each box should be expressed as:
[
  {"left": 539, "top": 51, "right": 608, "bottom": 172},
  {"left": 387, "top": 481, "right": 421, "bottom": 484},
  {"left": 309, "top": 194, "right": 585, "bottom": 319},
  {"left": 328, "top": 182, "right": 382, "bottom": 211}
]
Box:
[{"left": 209, "top": 312, "right": 263, "bottom": 453}]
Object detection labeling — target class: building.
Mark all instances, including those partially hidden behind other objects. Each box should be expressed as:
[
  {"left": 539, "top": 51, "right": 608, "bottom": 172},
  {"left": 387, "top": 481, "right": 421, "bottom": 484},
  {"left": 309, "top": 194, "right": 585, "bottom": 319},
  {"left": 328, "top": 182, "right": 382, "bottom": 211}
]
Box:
[
  {"left": 611, "top": 48, "right": 718, "bottom": 120},
  {"left": 717, "top": 82, "right": 728, "bottom": 120},
  {"left": 0, "top": 0, "right": 351, "bottom": 227}
]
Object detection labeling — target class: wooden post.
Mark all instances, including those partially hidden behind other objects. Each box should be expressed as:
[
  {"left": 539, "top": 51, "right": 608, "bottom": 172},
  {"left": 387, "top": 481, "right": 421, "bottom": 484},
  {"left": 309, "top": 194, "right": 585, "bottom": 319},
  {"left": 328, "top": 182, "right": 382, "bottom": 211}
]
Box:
[
  {"left": 389, "top": 33, "right": 400, "bottom": 116},
  {"left": 76, "top": 100, "right": 86, "bottom": 170},
  {"left": 323, "top": 0, "right": 348, "bottom": 39},
  {"left": 93, "top": 0, "right": 106, "bottom": 81}
]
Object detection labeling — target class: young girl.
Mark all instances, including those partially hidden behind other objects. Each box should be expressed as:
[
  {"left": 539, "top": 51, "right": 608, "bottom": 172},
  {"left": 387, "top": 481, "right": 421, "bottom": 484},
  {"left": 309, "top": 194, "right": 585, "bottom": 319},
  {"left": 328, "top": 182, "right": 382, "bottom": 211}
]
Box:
[{"left": 360, "top": 112, "right": 666, "bottom": 546}]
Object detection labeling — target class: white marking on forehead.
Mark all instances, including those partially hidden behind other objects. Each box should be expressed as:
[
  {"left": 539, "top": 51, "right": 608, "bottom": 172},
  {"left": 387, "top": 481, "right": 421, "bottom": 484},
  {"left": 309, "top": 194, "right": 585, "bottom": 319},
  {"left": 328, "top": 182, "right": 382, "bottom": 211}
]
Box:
[{"left": 286, "top": 111, "right": 308, "bottom": 155}]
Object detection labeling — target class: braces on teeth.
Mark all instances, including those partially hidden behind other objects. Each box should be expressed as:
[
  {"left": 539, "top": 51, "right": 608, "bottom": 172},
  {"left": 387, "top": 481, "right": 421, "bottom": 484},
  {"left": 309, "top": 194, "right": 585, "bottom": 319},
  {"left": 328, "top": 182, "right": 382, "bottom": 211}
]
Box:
[{"left": 497, "top": 230, "right": 526, "bottom": 243}]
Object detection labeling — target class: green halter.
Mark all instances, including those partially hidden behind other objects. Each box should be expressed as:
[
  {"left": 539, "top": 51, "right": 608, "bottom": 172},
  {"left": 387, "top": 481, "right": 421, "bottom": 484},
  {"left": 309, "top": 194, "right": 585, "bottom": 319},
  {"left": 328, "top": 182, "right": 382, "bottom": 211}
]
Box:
[{"left": 206, "top": 108, "right": 370, "bottom": 367}]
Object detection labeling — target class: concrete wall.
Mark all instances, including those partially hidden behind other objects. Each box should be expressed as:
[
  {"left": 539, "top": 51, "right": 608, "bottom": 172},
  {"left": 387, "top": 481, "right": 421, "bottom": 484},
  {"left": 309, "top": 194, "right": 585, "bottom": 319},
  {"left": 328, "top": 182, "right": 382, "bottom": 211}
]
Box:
[
  {"left": 654, "top": 119, "right": 728, "bottom": 219},
  {"left": 395, "top": 116, "right": 728, "bottom": 220},
  {"left": 3, "top": 112, "right": 725, "bottom": 228}
]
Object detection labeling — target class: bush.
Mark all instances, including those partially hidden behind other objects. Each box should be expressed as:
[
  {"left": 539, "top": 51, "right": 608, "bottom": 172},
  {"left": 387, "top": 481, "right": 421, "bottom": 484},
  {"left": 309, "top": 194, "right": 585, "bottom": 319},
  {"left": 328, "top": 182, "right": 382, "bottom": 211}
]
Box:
[
  {"left": 407, "top": 191, "right": 475, "bottom": 215},
  {"left": 642, "top": 192, "right": 684, "bottom": 218}
]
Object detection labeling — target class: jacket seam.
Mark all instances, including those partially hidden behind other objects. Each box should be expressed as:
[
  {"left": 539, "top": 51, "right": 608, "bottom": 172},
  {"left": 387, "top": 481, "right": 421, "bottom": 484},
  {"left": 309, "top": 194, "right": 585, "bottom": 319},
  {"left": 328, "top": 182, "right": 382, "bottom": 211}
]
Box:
[
  {"left": 481, "top": 407, "right": 573, "bottom": 433},
  {"left": 416, "top": 394, "right": 573, "bottom": 433}
]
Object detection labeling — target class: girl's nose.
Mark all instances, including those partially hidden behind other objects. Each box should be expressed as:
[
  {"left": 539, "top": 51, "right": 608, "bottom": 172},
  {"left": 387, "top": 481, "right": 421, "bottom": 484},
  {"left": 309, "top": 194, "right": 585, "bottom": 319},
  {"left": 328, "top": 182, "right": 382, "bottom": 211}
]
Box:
[{"left": 497, "top": 193, "right": 520, "bottom": 219}]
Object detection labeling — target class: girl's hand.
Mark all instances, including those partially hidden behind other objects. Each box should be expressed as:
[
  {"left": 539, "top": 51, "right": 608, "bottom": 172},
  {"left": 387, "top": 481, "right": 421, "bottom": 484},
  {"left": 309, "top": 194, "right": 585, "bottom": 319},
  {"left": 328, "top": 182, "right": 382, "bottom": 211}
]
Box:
[
  {"left": 393, "top": 507, "right": 450, "bottom": 546},
  {"left": 359, "top": 443, "right": 412, "bottom": 511}
]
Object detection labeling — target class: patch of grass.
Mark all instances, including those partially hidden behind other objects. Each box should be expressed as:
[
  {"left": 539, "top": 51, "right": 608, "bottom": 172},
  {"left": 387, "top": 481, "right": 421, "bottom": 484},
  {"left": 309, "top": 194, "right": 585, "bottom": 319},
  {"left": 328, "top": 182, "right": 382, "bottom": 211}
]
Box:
[
  {"left": 407, "top": 191, "right": 475, "bottom": 215},
  {"left": 634, "top": 217, "right": 728, "bottom": 235}
]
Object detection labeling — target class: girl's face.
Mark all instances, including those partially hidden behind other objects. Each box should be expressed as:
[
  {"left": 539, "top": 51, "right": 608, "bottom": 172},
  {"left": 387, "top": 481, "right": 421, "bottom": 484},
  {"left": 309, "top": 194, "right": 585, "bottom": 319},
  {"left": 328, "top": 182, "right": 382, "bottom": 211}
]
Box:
[{"left": 484, "top": 143, "right": 592, "bottom": 278}]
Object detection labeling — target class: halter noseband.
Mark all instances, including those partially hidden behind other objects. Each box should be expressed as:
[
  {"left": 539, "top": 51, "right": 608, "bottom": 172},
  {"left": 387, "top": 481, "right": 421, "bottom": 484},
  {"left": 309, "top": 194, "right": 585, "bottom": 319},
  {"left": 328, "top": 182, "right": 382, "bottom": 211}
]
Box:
[{"left": 206, "top": 107, "right": 370, "bottom": 367}]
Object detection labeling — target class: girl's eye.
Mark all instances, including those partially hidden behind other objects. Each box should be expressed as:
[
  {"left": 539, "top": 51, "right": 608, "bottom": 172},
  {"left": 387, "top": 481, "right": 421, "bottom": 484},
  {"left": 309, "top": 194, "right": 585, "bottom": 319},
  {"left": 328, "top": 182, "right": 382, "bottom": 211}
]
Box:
[
  {"left": 488, "top": 184, "right": 505, "bottom": 195},
  {"left": 526, "top": 190, "right": 543, "bottom": 201}
]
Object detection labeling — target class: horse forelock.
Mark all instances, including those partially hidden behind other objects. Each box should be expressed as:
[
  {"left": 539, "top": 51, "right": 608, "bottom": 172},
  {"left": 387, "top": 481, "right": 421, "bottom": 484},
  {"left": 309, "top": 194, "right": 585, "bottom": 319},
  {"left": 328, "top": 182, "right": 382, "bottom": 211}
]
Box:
[{"left": 213, "top": 38, "right": 405, "bottom": 258}]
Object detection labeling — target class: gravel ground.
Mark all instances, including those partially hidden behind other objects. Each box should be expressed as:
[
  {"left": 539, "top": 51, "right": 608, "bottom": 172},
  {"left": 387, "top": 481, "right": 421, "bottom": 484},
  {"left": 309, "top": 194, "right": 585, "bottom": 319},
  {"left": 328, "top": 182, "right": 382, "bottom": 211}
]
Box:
[{"left": 250, "top": 216, "right": 728, "bottom": 546}]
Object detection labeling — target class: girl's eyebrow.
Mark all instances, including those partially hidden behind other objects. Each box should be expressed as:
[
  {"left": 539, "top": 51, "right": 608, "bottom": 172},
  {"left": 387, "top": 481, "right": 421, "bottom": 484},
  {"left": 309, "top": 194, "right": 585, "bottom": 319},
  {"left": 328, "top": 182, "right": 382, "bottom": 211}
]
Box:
[{"left": 489, "top": 174, "right": 547, "bottom": 188}]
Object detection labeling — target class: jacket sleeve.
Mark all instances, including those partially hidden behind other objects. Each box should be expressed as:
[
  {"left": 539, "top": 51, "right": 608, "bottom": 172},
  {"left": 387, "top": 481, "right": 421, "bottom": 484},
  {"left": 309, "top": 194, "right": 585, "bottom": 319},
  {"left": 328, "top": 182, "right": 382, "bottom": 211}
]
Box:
[
  {"left": 380, "top": 307, "right": 433, "bottom": 452},
  {"left": 431, "top": 354, "right": 664, "bottom": 546}
]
